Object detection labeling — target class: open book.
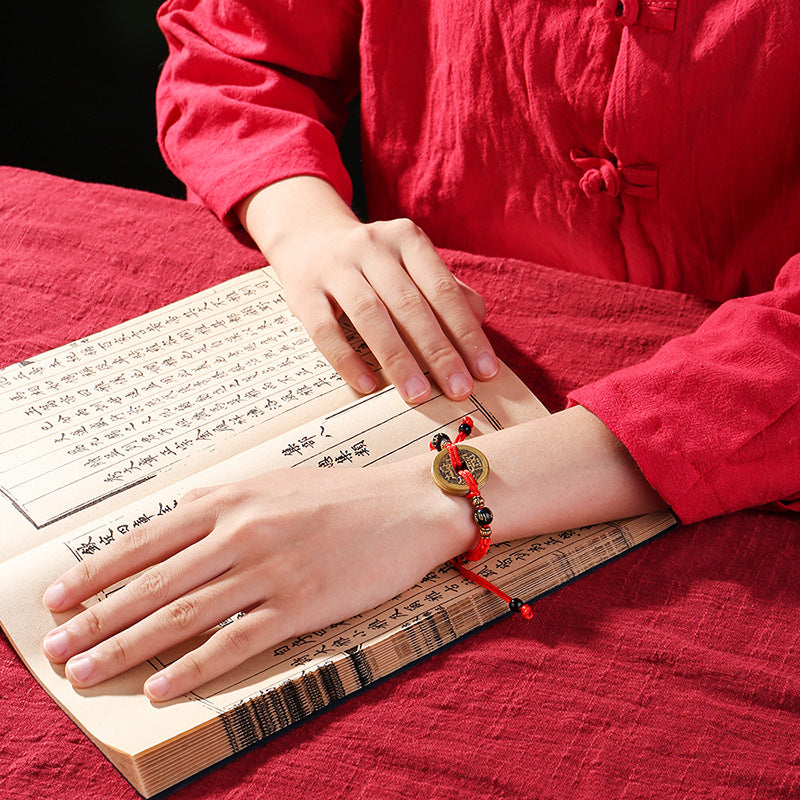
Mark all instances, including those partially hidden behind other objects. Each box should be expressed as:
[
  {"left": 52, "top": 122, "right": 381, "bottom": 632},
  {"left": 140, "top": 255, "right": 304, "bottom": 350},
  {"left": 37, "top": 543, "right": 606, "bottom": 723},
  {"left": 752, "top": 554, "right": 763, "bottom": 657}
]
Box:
[{"left": 0, "top": 267, "right": 675, "bottom": 797}]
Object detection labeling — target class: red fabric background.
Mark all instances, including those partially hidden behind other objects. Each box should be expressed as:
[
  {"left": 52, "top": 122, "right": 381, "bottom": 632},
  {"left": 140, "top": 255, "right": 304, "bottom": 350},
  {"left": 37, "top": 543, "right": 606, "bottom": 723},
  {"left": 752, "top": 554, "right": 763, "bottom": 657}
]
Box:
[{"left": 1, "top": 167, "right": 799, "bottom": 799}]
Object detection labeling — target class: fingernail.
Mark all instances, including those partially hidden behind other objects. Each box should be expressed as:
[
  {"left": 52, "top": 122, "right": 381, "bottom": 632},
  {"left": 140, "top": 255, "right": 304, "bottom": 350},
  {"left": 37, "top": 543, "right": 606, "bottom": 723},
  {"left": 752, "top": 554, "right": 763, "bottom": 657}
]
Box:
[
  {"left": 44, "top": 629, "right": 70, "bottom": 659},
  {"left": 357, "top": 373, "right": 377, "bottom": 394},
  {"left": 447, "top": 372, "right": 471, "bottom": 398},
  {"left": 43, "top": 581, "right": 66, "bottom": 609},
  {"left": 403, "top": 375, "right": 429, "bottom": 401},
  {"left": 475, "top": 352, "right": 498, "bottom": 379},
  {"left": 145, "top": 674, "right": 170, "bottom": 700},
  {"left": 66, "top": 655, "right": 94, "bottom": 684}
]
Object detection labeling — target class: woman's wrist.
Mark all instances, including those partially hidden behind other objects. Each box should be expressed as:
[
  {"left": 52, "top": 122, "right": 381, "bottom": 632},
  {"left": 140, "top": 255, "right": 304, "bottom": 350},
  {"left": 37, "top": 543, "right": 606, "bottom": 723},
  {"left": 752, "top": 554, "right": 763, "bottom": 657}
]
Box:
[
  {"left": 422, "top": 406, "right": 666, "bottom": 553},
  {"left": 235, "top": 176, "right": 361, "bottom": 263},
  {"left": 379, "top": 450, "right": 480, "bottom": 571}
]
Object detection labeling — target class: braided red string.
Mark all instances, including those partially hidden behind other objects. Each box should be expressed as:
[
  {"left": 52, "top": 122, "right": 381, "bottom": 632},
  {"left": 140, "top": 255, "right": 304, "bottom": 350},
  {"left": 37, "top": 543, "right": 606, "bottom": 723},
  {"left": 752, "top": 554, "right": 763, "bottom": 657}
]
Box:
[{"left": 431, "top": 416, "right": 532, "bottom": 619}]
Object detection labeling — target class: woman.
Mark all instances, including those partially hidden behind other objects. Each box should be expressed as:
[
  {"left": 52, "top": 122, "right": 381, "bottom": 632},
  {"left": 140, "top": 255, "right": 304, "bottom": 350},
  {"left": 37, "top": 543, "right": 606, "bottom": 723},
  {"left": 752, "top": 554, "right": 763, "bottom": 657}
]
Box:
[{"left": 42, "top": 0, "right": 800, "bottom": 701}]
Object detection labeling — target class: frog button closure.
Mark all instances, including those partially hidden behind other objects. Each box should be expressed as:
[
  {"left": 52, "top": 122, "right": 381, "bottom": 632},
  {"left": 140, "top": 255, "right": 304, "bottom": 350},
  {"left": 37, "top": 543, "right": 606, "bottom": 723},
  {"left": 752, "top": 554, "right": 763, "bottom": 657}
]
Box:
[
  {"left": 596, "top": 0, "right": 639, "bottom": 26},
  {"left": 570, "top": 150, "right": 658, "bottom": 200},
  {"left": 596, "top": 0, "right": 677, "bottom": 31},
  {"left": 579, "top": 159, "right": 621, "bottom": 198}
]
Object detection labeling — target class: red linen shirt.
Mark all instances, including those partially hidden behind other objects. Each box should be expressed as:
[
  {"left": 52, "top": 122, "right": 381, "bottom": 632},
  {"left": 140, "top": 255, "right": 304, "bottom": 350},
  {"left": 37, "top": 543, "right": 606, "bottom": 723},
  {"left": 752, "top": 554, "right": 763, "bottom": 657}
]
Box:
[{"left": 155, "top": 0, "right": 800, "bottom": 523}]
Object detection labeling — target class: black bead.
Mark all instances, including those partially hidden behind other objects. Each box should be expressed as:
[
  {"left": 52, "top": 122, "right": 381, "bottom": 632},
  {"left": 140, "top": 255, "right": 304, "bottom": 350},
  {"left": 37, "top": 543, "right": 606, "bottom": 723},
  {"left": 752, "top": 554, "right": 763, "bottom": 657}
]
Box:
[
  {"left": 509, "top": 598, "right": 524, "bottom": 613},
  {"left": 431, "top": 432, "right": 451, "bottom": 451},
  {"left": 458, "top": 421, "right": 472, "bottom": 435},
  {"left": 473, "top": 506, "right": 493, "bottom": 526}
]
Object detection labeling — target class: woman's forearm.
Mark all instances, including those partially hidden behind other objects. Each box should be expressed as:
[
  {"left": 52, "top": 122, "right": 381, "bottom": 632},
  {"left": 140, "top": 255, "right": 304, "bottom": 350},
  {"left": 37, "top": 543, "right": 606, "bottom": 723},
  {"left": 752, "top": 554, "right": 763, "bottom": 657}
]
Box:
[{"left": 431, "top": 405, "right": 666, "bottom": 557}]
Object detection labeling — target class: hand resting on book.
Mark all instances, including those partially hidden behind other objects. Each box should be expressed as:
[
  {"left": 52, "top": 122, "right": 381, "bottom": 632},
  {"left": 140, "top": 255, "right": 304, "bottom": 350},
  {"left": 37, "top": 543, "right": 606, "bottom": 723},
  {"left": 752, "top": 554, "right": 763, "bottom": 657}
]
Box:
[
  {"left": 236, "top": 176, "right": 500, "bottom": 404},
  {"left": 41, "top": 408, "right": 664, "bottom": 701},
  {"left": 40, "top": 452, "right": 471, "bottom": 700}
]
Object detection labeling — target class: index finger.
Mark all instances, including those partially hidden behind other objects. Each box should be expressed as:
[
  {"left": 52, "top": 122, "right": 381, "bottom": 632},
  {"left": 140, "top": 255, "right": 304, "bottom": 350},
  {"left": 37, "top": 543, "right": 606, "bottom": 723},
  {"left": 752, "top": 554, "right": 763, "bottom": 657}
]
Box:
[{"left": 42, "top": 498, "right": 215, "bottom": 613}]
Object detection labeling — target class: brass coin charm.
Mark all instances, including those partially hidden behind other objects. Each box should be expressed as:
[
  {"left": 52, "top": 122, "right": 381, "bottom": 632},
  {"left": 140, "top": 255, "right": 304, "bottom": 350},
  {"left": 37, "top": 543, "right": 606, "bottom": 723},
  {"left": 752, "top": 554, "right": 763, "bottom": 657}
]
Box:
[{"left": 431, "top": 444, "right": 490, "bottom": 495}]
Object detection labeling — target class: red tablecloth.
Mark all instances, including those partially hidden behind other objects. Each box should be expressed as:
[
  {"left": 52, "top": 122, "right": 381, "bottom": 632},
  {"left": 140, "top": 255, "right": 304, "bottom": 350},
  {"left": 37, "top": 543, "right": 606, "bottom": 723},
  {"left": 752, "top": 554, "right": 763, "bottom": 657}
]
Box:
[{"left": 1, "top": 167, "right": 798, "bottom": 799}]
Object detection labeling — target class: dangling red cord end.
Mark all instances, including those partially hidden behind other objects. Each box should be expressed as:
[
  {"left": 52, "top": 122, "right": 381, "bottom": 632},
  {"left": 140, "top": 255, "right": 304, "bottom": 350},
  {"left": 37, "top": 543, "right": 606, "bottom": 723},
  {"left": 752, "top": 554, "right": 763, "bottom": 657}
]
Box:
[
  {"left": 509, "top": 598, "right": 534, "bottom": 619},
  {"left": 451, "top": 560, "right": 533, "bottom": 621}
]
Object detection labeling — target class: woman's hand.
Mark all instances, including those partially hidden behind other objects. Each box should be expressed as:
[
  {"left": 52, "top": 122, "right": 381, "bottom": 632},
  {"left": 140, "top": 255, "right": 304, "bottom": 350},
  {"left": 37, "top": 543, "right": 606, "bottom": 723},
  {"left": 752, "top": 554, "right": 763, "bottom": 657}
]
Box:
[
  {"left": 41, "top": 455, "right": 473, "bottom": 702},
  {"left": 237, "top": 177, "right": 499, "bottom": 404},
  {"left": 40, "top": 407, "right": 666, "bottom": 702}
]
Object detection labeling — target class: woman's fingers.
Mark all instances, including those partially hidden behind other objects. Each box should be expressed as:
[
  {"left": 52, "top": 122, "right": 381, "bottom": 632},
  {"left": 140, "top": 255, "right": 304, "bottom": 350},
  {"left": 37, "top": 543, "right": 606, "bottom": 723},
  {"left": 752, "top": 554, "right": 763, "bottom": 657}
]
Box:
[
  {"left": 60, "top": 570, "right": 259, "bottom": 690},
  {"left": 42, "top": 497, "right": 216, "bottom": 614},
  {"left": 358, "top": 219, "right": 497, "bottom": 397},
  {"left": 144, "top": 605, "right": 292, "bottom": 701},
  {"left": 329, "top": 263, "right": 435, "bottom": 403},
  {"left": 398, "top": 231, "right": 498, "bottom": 381},
  {"left": 42, "top": 528, "right": 236, "bottom": 667},
  {"left": 375, "top": 222, "right": 497, "bottom": 390},
  {"left": 290, "top": 286, "right": 381, "bottom": 397}
]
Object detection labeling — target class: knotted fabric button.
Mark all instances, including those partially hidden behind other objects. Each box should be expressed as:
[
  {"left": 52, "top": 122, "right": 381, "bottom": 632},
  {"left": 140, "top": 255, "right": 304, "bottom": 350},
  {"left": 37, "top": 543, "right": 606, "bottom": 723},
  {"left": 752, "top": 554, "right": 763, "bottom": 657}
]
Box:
[
  {"left": 596, "top": 0, "right": 640, "bottom": 26},
  {"left": 579, "top": 161, "right": 621, "bottom": 197},
  {"left": 570, "top": 148, "right": 658, "bottom": 200}
]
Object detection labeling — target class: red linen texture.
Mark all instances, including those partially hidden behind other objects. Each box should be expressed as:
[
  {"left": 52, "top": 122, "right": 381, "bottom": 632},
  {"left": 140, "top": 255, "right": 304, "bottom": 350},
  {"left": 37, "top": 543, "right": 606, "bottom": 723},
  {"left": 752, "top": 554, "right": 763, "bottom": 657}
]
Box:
[
  {"left": 154, "top": 0, "right": 800, "bottom": 523},
  {"left": 2, "top": 166, "right": 800, "bottom": 800}
]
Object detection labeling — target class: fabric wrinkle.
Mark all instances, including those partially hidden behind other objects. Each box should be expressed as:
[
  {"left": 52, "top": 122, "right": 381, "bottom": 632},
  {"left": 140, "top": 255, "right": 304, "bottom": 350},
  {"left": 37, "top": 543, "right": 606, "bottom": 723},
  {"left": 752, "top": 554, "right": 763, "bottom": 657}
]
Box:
[{"left": 155, "top": 0, "right": 800, "bottom": 523}]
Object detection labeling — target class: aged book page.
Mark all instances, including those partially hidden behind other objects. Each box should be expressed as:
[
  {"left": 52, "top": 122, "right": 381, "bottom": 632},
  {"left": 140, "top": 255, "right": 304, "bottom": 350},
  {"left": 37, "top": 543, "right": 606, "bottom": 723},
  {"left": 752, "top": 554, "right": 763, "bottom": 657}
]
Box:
[
  {"left": 0, "top": 268, "right": 371, "bottom": 562},
  {"left": 0, "top": 266, "right": 676, "bottom": 796}
]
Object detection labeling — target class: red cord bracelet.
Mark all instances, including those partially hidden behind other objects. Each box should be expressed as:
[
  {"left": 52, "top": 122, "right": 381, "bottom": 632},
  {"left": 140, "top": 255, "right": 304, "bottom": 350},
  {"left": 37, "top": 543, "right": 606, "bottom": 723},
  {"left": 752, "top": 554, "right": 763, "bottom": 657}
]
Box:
[{"left": 430, "top": 417, "right": 533, "bottom": 619}]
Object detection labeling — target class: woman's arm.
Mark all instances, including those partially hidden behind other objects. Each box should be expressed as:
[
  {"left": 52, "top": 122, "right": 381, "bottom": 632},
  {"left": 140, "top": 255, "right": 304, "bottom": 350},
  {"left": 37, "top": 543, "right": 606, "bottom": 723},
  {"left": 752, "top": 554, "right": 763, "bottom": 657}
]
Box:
[
  {"left": 41, "top": 405, "right": 665, "bottom": 702},
  {"left": 570, "top": 252, "right": 800, "bottom": 522},
  {"left": 158, "top": 2, "right": 499, "bottom": 401}
]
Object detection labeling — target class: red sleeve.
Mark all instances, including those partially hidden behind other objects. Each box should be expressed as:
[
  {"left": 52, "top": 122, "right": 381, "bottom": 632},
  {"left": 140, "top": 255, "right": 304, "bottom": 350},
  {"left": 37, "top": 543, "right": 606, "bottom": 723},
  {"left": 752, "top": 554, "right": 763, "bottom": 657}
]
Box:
[
  {"left": 569, "top": 254, "right": 800, "bottom": 524},
  {"left": 155, "top": 0, "right": 361, "bottom": 225}
]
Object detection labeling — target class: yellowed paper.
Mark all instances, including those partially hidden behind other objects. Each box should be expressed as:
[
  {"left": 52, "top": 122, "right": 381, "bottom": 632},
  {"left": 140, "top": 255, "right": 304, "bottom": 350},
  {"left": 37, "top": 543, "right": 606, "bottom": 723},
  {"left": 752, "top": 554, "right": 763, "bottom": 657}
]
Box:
[
  {"left": 0, "top": 268, "right": 371, "bottom": 562},
  {"left": 0, "top": 267, "right": 676, "bottom": 797}
]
